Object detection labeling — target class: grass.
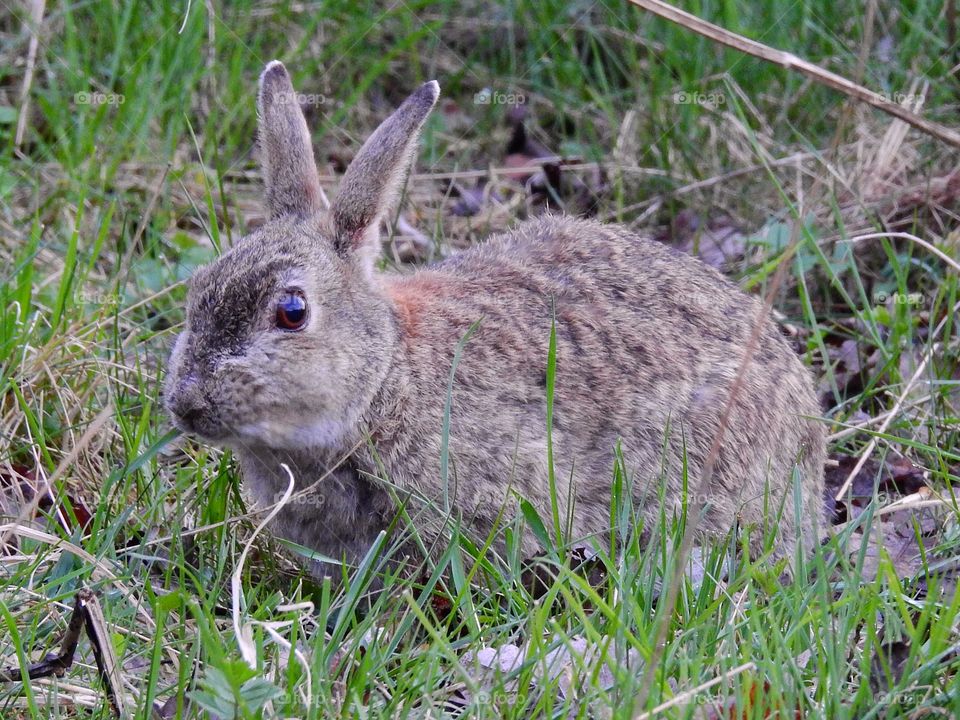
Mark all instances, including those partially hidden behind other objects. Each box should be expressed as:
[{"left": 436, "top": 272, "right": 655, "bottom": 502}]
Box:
[{"left": 1, "top": 0, "right": 960, "bottom": 717}]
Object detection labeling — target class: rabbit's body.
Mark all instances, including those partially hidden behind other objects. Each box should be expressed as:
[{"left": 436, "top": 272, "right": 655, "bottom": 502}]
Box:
[
  {"left": 165, "top": 63, "right": 825, "bottom": 581},
  {"left": 386, "top": 216, "right": 825, "bottom": 551}
]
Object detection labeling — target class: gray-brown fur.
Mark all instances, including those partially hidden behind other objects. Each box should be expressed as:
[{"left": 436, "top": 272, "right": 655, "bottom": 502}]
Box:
[{"left": 165, "top": 62, "right": 826, "bottom": 580}]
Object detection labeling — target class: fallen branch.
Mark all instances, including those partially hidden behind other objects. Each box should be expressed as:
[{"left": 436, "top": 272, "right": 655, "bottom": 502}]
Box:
[
  {"left": 626, "top": 0, "right": 960, "bottom": 150},
  {"left": 0, "top": 588, "right": 179, "bottom": 718},
  {"left": 0, "top": 593, "right": 85, "bottom": 682},
  {"left": 833, "top": 347, "right": 936, "bottom": 501},
  {"left": 14, "top": 0, "right": 46, "bottom": 150}
]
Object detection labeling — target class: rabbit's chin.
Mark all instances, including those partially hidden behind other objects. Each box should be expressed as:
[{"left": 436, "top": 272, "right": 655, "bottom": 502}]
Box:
[{"left": 228, "top": 417, "right": 352, "bottom": 451}]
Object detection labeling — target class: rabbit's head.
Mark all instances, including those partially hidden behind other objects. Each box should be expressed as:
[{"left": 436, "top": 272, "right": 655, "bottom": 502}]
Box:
[{"left": 165, "top": 62, "right": 438, "bottom": 450}]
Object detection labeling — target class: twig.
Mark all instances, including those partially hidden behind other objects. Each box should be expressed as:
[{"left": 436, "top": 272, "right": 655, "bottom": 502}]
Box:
[
  {"left": 633, "top": 661, "right": 755, "bottom": 719},
  {"left": 79, "top": 589, "right": 128, "bottom": 717},
  {"left": 845, "top": 232, "right": 960, "bottom": 275},
  {"left": 15, "top": 0, "right": 47, "bottom": 150},
  {"left": 833, "top": 347, "right": 936, "bottom": 501},
  {"left": 828, "top": 487, "right": 960, "bottom": 536},
  {"left": 832, "top": 291, "right": 958, "bottom": 502},
  {"left": 0, "top": 594, "right": 84, "bottom": 682},
  {"left": 0, "top": 590, "right": 128, "bottom": 717},
  {"left": 827, "top": 394, "right": 933, "bottom": 442},
  {"left": 625, "top": 0, "right": 960, "bottom": 150}
]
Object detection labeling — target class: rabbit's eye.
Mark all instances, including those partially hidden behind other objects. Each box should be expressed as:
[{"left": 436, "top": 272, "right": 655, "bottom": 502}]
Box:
[{"left": 276, "top": 290, "right": 308, "bottom": 331}]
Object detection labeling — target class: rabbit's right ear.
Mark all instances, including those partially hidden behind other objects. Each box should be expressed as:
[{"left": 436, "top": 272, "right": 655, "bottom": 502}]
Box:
[
  {"left": 258, "top": 61, "right": 324, "bottom": 219},
  {"left": 330, "top": 81, "right": 439, "bottom": 271}
]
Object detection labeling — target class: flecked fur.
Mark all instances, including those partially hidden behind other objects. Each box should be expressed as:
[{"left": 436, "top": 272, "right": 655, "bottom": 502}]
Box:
[{"left": 165, "top": 62, "right": 826, "bottom": 580}]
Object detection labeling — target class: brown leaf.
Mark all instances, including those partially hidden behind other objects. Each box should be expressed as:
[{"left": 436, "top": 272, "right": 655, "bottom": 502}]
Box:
[
  {"left": 0, "top": 464, "right": 93, "bottom": 538},
  {"left": 846, "top": 520, "right": 941, "bottom": 583},
  {"left": 699, "top": 675, "right": 802, "bottom": 719},
  {"left": 824, "top": 454, "right": 929, "bottom": 525}
]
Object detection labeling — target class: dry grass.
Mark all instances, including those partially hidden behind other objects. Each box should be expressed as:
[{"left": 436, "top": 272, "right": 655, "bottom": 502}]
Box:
[{"left": 1, "top": 1, "right": 959, "bottom": 717}]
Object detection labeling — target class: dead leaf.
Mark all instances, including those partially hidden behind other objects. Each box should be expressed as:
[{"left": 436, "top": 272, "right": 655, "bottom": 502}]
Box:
[
  {"left": 824, "top": 454, "right": 929, "bottom": 525},
  {"left": 845, "top": 520, "right": 941, "bottom": 583},
  {"left": 0, "top": 464, "right": 93, "bottom": 540},
  {"left": 698, "top": 674, "right": 802, "bottom": 720},
  {"left": 462, "top": 634, "right": 643, "bottom": 713}
]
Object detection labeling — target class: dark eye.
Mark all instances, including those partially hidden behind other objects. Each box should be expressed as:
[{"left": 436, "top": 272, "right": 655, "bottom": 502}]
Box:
[{"left": 276, "top": 290, "right": 308, "bottom": 331}]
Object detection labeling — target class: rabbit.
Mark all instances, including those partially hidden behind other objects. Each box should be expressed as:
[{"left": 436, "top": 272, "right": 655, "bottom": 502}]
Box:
[{"left": 164, "top": 61, "right": 826, "bottom": 583}]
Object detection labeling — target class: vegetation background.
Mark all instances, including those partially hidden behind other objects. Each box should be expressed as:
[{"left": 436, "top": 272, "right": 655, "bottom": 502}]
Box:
[{"left": 0, "top": 0, "right": 958, "bottom": 717}]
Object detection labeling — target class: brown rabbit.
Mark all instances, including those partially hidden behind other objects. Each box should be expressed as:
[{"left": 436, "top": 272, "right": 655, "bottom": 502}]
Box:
[{"left": 165, "top": 61, "right": 826, "bottom": 580}]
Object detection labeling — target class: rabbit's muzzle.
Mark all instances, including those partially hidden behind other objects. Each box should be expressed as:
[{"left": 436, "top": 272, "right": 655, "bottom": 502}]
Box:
[{"left": 166, "top": 375, "right": 219, "bottom": 439}]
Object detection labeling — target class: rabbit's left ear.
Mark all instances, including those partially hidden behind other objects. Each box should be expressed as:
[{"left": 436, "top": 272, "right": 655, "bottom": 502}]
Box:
[
  {"left": 331, "top": 81, "right": 439, "bottom": 269},
  {"left": 258, "top": 61, "right": 325, "bottom": 219}
]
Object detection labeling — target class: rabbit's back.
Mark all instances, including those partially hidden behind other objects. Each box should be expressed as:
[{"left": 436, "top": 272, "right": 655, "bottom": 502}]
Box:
[{"left": 375, "top": 215, "right": 824, "bottom": 557}]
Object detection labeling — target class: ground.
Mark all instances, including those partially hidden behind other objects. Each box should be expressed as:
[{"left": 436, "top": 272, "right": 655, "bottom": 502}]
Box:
[{"left": 0, "top": 1, "right": 959, "bottom": 718}]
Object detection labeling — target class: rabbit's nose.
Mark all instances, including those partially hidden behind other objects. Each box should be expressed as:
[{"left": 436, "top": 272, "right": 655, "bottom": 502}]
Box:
[{"left": 169, "top": 379, "right": 209, "bottom": 432}]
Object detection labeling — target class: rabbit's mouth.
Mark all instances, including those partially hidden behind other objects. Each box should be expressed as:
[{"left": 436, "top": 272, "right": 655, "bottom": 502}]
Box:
[{"left": 169, "top": 408, "right": 232, "bottom": 445}]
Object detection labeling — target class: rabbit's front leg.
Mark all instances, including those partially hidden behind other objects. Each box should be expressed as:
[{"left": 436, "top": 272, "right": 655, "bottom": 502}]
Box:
[{"left": 236, "top": 446, "right": 393, "bottom": 579}]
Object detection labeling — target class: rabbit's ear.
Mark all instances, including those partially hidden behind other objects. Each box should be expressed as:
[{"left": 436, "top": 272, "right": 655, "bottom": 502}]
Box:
[
  {"left": 258, "top": 61, "right": 324, "bottom": 219},
  {"left": 331, "top": 81, "right": 439, "bottom": 268}
]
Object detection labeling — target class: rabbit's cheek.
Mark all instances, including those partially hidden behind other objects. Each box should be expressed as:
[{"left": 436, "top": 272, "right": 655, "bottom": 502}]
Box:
[
  {"left": 292, "top": 418, "right": 351, "bottom": 448},
  {"left": 230, "top": 416, "right": 348, "bottom": 450}
]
